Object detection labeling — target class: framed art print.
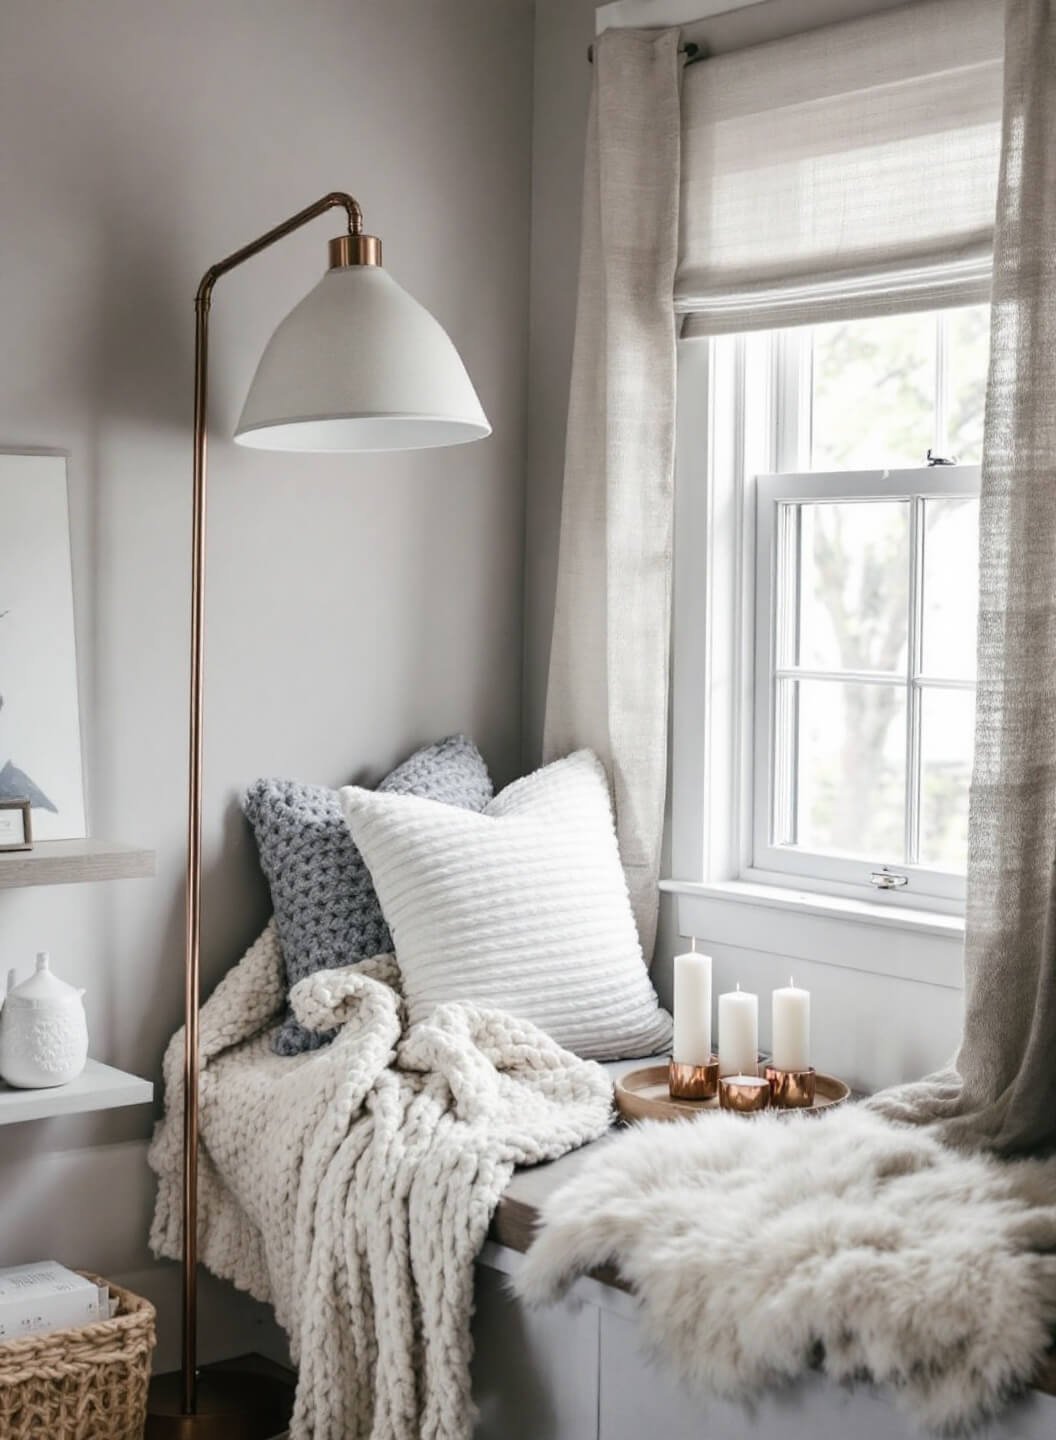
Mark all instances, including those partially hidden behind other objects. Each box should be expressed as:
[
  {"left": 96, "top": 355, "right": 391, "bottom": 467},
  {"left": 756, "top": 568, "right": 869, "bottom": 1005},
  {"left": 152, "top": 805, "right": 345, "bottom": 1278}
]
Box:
[
  {"left": 0, "top": 453, "right": 87, "bottom": 841},
  {"left": 0, "top": 799, "right": 32, "bottom": 852}
]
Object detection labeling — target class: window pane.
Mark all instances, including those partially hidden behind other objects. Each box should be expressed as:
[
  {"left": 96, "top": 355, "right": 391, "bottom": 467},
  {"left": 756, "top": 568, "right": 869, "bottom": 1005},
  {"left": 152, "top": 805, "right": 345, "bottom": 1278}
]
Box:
[
  {"left": 922, "top": 497, "right": 979, "bottom": 680},
  {"left": 787, "top": 678, "right": 906, "bottom": 859},
  {"left": 798, "top": 502, "right": 909, "bottom": 673},
  {"left": 919, "top": 687, "right": 974, "bottom": 871},
  {"left": 946, "top": 305, "right": 990, "bottom": 465},
  {"left": 811, "top": 312, "right": 936, "bottom": 471}
]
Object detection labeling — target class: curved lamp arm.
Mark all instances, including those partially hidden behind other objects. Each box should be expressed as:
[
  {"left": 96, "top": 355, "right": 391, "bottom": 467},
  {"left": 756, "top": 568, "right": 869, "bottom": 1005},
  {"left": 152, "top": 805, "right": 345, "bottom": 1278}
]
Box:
[
  {"left": 194, "top": 190, "right": 362, "bottom": 306},
  {"left": 181, "top": 191, "right": 364, "bottom": 1420}
]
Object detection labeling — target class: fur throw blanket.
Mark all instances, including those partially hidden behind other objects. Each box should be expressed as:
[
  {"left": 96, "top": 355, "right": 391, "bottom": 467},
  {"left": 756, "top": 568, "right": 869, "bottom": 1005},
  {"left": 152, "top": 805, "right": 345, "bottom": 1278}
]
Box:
[
  {"left": 515, "top": 1105, "right": 1056, "bottom": 1432},
  {"left": 149, "top": 923, "right": 613, "bottom": 1440}
]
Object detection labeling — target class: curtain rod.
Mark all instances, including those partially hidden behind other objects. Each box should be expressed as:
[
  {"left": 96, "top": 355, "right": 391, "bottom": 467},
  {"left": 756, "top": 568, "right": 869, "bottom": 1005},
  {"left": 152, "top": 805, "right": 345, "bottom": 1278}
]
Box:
[{"left": 587, "top": 39, "right": 703, "bottom": 63}]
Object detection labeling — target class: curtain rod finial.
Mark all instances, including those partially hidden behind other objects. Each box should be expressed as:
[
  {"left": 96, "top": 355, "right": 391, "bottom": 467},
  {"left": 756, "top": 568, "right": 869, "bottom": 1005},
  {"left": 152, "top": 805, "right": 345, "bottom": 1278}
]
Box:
[{"left": 587, "top": 38, "right": 701, "bottom": 64}]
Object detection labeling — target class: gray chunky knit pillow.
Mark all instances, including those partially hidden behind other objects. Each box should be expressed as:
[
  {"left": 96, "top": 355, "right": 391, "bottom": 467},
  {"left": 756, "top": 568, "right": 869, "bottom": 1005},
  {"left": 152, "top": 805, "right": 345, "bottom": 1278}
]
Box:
[{"left": 244, "top": 735, "right": 492, "bottom": 1055}]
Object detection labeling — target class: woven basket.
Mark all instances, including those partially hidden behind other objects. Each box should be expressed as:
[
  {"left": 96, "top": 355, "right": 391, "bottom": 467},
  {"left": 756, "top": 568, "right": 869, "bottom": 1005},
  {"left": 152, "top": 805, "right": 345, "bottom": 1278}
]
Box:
[{"left": 0, "top": 1273, "right": 156, "bottom": 1440}]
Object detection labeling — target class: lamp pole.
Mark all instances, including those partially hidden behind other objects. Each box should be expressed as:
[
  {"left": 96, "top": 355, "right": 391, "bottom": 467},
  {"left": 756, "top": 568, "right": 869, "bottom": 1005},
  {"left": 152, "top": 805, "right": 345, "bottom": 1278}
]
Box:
[{"left": 149, "top": 192, "right": 368, "bottom": 1439}]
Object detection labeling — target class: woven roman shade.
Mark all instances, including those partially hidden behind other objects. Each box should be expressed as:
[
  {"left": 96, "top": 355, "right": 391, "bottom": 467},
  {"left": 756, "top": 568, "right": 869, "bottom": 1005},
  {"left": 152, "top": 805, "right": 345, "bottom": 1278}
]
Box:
[{"left": 678, "top": 0, "right": 1004, "bottom": 335}]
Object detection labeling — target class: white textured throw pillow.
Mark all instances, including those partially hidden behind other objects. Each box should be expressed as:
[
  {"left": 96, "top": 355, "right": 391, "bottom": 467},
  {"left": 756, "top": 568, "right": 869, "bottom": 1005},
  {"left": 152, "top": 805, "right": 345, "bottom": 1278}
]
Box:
[{"left": 340, "top": 750, "right": 672, "bottom": 1061}]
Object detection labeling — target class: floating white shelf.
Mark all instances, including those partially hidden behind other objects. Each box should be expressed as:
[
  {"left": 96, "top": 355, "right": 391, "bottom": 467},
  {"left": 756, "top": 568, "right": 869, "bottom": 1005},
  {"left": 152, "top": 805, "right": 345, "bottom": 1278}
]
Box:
[
  {"left": 0, "top": 839, "right": 155, "bottom": 890},
  {"left": 0, "top": 1060, "right": 153, "bottom": 1125}
]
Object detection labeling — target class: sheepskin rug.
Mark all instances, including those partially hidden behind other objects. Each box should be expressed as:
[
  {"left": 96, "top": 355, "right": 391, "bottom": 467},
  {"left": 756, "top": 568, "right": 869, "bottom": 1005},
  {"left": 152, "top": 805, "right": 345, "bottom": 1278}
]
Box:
[{"left": 515, "top": 1105, "right": 1056, "bottom": 1432}]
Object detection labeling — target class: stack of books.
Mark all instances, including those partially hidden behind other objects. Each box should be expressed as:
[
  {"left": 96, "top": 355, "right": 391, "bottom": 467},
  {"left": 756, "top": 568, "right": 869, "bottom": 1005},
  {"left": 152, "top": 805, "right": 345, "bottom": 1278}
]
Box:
[{"left": 0, "top": 1262, "right": 114, "bottom": 1344}]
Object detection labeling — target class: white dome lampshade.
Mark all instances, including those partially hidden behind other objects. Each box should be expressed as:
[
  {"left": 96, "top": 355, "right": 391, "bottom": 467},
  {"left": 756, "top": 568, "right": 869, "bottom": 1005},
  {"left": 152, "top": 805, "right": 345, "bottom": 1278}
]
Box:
[{"left": 234, "top": 234, "right": 491, "bottom": 452}]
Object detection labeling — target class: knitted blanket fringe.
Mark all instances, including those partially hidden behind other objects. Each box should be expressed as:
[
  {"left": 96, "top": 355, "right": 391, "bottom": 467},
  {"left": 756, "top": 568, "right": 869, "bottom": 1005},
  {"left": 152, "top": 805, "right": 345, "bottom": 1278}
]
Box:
[
  {"left": 514, "top": 1106, "right": 1056, "bottom": 1434},
  {"left": 149, "top": 922, "right": 613, "bottom": 1440}
]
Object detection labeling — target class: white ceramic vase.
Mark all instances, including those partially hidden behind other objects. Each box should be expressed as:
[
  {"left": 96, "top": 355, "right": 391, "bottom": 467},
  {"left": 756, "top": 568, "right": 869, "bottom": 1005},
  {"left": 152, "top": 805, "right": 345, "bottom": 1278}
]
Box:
[{"left": 0, "top": 953, "right": 89, "bottom": 1089}]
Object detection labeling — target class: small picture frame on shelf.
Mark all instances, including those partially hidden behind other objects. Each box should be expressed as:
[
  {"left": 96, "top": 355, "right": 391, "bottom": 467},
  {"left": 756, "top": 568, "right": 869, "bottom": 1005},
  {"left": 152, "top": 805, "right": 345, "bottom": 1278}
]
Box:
[{"left": 0, "top": 799, "right": 32, "bottom": 852}]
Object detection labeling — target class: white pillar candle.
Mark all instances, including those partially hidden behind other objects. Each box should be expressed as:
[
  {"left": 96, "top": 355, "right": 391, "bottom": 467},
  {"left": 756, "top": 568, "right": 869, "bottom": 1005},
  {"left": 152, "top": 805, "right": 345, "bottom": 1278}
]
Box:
[
  {"left": 718, "top": 984, "right": 758, "bottom": 1076},
  {"left": 772, "top": 977, "right": 811, "bottom": 1072},
  {"left": 672, "top": 948, "right": 712, "bottom": 1065}
]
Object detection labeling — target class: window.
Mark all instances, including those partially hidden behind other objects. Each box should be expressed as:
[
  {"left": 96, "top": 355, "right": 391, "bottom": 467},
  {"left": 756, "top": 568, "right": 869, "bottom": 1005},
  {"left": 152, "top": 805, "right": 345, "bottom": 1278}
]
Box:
[
  {"left": 756, "top": 307, "right": 987, "bottom": 905},
  {"left": 674, "top": 304, "right": 989, "bottom": 914},
  {"left": 666, "top": 0, "right": 999, "bottom": 965}
]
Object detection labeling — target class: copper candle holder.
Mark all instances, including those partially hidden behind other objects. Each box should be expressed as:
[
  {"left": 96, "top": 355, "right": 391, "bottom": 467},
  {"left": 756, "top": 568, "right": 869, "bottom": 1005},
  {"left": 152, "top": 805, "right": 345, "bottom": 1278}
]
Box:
[
  {"left": 718, "top": 1074, "right": 771, "bottom": 1113},
  {"left": 668, "top": 1057, "right": 720, "bottom": 1101},
  {"left": 764, "top": 1064, "right": 817, "bottom": 1109}
]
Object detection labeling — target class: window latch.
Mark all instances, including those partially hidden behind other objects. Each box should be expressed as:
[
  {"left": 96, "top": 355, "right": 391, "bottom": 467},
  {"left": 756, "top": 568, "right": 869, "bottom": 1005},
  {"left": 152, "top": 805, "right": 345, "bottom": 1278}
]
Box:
[
  {"left": 926, "top": 449, "right": 958, "bottom": 466},
  {"left": 870, "top": 868, "right": 909, "bottom": 891}
]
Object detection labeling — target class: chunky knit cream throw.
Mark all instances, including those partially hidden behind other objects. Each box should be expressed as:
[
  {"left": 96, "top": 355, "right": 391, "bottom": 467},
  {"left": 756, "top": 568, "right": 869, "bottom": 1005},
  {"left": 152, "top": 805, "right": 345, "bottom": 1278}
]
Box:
[{"left": 149, "top": 923, "right": 613, "bottom": 1440}]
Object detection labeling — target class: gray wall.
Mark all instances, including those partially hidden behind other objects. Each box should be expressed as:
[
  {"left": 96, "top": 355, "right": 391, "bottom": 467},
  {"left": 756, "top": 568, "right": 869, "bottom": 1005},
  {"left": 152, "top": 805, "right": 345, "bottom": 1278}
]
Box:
[{"left": 0, "top": 0, "right": 533, "bottom": 1360}]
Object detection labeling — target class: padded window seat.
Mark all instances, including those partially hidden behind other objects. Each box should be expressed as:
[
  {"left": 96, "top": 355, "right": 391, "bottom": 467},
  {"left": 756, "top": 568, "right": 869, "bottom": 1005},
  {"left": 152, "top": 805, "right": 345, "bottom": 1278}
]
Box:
[{"left": 486, "top": 1060, "right": 1056, "bottom": 1402}]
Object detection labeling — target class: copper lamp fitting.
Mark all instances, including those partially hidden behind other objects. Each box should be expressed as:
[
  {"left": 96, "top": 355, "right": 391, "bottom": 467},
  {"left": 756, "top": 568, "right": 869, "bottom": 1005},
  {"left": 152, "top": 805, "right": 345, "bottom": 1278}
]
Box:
[{"left": 329, "top": 233, "right": 382, "bottom": 268}]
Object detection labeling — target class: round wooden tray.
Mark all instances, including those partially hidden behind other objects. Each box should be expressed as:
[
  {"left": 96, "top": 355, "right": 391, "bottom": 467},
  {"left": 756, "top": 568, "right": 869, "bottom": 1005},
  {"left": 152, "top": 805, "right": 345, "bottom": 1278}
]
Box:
[{"left": 615, "top": 1065, "right": 850, "bottom": 1122}]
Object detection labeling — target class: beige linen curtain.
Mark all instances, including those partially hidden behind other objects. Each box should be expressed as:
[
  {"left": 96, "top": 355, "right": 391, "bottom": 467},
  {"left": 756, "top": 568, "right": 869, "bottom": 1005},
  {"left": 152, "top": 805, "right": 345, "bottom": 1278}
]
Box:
[
  {"left": 543, "top": 29, "right": 681, "bottom": 959},
  {"left": 873, "top": 0, "right": 1056, "bottom": 1154}
]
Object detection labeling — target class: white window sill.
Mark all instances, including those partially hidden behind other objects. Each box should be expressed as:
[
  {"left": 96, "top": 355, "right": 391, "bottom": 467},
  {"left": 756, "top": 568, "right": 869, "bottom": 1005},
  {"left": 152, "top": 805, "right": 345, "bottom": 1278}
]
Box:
[
  {"left": 660, "top": 877, "right": 964, "bottom": 937},
  {"left": 660, "top": 878, "right": 965, "bottom": 990}
]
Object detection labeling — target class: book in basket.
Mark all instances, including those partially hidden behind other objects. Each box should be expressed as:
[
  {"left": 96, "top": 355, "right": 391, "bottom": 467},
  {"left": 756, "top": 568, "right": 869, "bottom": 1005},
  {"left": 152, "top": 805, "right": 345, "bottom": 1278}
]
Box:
[{"left": 0, "top": 1261, "right": 107, "bottom": 1343}]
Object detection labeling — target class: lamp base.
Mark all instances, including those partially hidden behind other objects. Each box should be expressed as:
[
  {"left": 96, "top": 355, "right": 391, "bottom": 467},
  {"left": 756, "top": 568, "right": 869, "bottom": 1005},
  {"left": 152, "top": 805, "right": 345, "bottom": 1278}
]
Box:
[{"left": 146, "top": 1355, "right": 295, "bottom": 1440}]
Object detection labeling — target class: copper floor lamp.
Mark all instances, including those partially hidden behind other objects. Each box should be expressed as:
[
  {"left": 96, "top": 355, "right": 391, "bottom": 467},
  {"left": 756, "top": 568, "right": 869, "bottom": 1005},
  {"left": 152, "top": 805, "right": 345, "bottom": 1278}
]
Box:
[{"left": 145, "top": 191, "right": 489, "bottom": 1439}]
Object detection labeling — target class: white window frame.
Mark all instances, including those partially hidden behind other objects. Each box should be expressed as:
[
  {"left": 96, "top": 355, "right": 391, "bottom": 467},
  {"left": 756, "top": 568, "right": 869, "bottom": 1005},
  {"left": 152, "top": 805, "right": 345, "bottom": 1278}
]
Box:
[
  {"left": 753, "top": 467, "right": 979, "bottom": 908},
  {"left": 667, "top": 322, "right": 981, "bottom": 964}
]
